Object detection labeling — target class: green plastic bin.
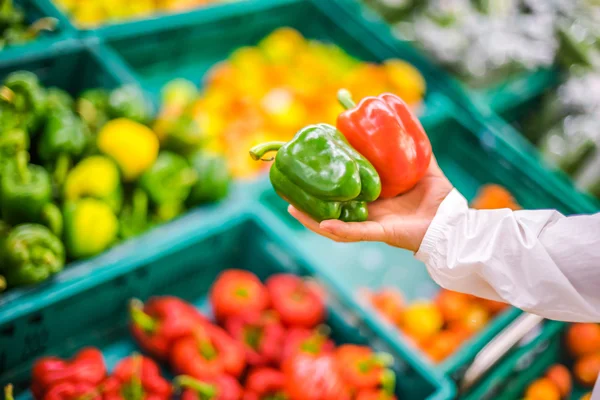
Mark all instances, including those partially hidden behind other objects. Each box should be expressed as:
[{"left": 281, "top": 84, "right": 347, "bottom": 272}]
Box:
[
  {"left": 0, "top": 214, "right": 455, "bottom": 400},
  {"left": 254, "top": 97, "right": 587, "bottom": 380}
]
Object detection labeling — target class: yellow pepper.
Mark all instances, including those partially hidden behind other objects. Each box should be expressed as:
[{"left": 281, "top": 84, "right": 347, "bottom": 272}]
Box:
[
  {"left": 97, "top": 118, "right": 159, "bottom": 181},
  {"left": 384, "top": 59, "right": 427, "bottom": 107}
]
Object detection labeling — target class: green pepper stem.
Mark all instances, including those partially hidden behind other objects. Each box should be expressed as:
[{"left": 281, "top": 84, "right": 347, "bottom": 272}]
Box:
[
  {"left": 132, "top": 189, "right": 148, "bottom": 231},
  {"left": 249, "top": 141, "right": 286, "bottom": 162},
  {"left": 53, "top": 153, "right": 71, "bottom": 187},
  {"left": 381, "top": 369, "right": 396, "bottom": 396},
  {"left": 129, "top": 299, "right": 158, "bottom": 333},
  {"left": 173, "top": 375, "right": 217, "bottom": 398},
  {"left": 0, "top": 86, "right": 14, "bottom": 103},
  {"left": 127, "top": 353, "right": 144, "bottom": 400},
  {"left": 4, "top": 384, "right": 13, "bottom": 400},
  {"left": 15, "top": 151, "right": 30, "bottom": 184},
  {"left": 337, "top": 89, "right": 356, "bottom": 110},
  {"left": 39, "top": 249, "right": 58, "bottom": 266},
  {"left": 41, "top": 203, "right": 63, "bottom": 237},
  {"left": 27, "top": 17, "right": 58, "bottom": 38}
]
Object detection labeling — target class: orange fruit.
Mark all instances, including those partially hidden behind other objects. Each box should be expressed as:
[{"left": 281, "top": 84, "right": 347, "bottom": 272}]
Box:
[
  {"left": 524, "top": 378, "right": 561, "bottom": 400},
  {"left": 545, "top": 364, "right": 572, "bottom": 398},
  {"left": 471, "top": 184, "right": 520, "bottom": 210},
  {"left": 461, "top": 304, "right": 490, "bottom": 334},
  {"left": 369, "top": 288, "right": 404, "bottom": 325},
  {"left": 435, "top": 289, "right": 472, "bottom": 323},
  {"left": 477, "top": 297, "right": 509, "bottom": 315},
  {"left": 574, "top": 353, "right": 600, "bottom": 387},
  {"left": 422, "top": 330, "right": 464, "bottom": 363},
  {"left": 401, "top": 301, "right": 443, "bottom": 342},
  {"left": 566, "top": 324, "right": 600, "bottom": 358}
]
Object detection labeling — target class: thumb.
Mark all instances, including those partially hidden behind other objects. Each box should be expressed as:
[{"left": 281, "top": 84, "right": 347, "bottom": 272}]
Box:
[{"left": 319, "top": 219, "right": 386, "bottom": 243}]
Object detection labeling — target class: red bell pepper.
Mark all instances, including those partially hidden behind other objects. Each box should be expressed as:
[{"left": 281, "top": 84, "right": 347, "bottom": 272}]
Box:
[
  {"left": 336, "top": 89, "right": 432, "bottom": 198},
  {"left": 174, "top": 375, "right": 242, "bottom": 400},
  {"left": 102, "top": 355, "right": 171, "bottom": 400},
  {"left": 129, "top": 296, "right": 208, "bottom": 360},
  {"left": 210, "top": 270, "right": 269, "bottom": 322},
  {"left": 266, "top": 274, "right": 325, "bottom": 329},
  {"left": 335, "top": 345, "right": 393, "bottom": 390},
  {"left": 225, "top": 311, "right": 285, "bottom": 366},
  {"left": 355, "top": 370, "right": 397, "bottom": 400},
  {"left": 170, "top": 324, "right": 246, "bottom": 379},
  {"left": 282, "top": 352, "right": 351, "bottom": 400},
  {"left": 281, "top": 327, "right": 334, "bottom": 363},
  {"left": 243, "top": 368, "right": 287, "bottom": 400},
  {"left": 31, "top": 348, "right": 106, "bottom": 400},
  {"left": 42, "top": 382, "right": 101, "bottom": 400}
]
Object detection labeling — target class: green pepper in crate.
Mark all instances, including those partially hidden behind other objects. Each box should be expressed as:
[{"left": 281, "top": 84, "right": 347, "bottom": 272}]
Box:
[
  {"left": 46, "top": 87, "right": 74, "bottom": 113},
  {"left": 119, "top": 188, "right": 151, "bottom": 240},
  {"left": 64, "top": 198, "right": 118, "bottom": 259},
  {"left": 108, "top": 85, "right": 151, "bottom": 124},
  {"left": 63, "top": 156, "right": 123, "bottom": 213},
  {"left": 186, "top": 151, "right": 230, "bottom": 206},
  {"left": 159, "top": 115, "right": 204, "bottom": 156},
  {"left": 0, "top": 223, "right": 65, "bottom": 286},
  {"left": 38, "top": 109, "right": 89, "bottom": 186},
  {"left": 249, "top": 123, "right": 381, "bottom": 222},
  {"left": 139, "top": 151, "right": 197, "bottom": 222},
  {"left": 1, "top": 152, "right": 62, "bottom": 235},
  {"left": 0, "top": 128, "right": 28, "bottom": 157},
  {"left": 0, "top": 220, "right": 9, "bottom": 292},
  {"left": 0, "top": 71, "right": 47, "bottom": 133},
  {"left": 77, "top": 88, "right": 109, "bottom": 132}
]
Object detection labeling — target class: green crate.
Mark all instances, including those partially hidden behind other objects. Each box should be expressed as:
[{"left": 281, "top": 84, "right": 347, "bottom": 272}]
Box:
[
  {"left": 464, "top": 321, "right": 593, "bottom": 400},
  {"left": 254, "top": 98, "right": 587, "bottom": 380},
  {"left": 0, "top": 214, "right": 455, "bottom": 400},
  {"left": 0, "top": 0, "right": 76, "bottom": 64}
]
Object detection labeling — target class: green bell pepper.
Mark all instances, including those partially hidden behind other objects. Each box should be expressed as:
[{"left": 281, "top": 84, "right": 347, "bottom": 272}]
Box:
[
  {"left": 63, "top": 198, "right": 119, "bottom": 259},
  {"left": 0, "top": 223, "right": 65, "bottom": 286},
  {"left": 0, "top": 0, "right": 25, "bottom": 27},
  {"left": 77, "top": 88, "right": 109, "bottom": 133},
  {"left": 0, "top": 127, "right": 28, "bottom": 157},
  {"left": 46, "top": 87, "right": 74, "bottom": 113},
  {"left": 119, "top": 188, "right": 151, "bottom": 240},
  {"left": 186, "top": 151, "right": 230, "bottom": 206},
  {"left": 1, "top": 152, "right": 62, "bottom": 235},
  {"left": 38, "top": 109, "right": 89, "bottom": 186},
  {"left": 0, "top": 220, "right": 9, "bottom": 291},
  {"left": 139, "top": 151, "right": 197, "bottom": 222},
  {"left": 161, "top": 115, "right": 204, "bottom": 155},
  {"left": 250, "top": 123, "right": 381, "bottom": 222},
  {"left": 0, "top": 71, "right": 47, "bottom": 133},
  {"left": 108, "top": 85, "right": 151, "bottom": 124}
]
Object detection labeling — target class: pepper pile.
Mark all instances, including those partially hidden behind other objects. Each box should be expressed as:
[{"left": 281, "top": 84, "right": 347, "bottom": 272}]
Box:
[
  {"left": 0, "top": 71, "right": 231, "bottom": 291},
  {"left": 52, "top": 0, "right": 236, "bottom": 28},
  {"left": 24, "top": 270, "right": 399, "bottom": 400},
  {"left": 0, "top": 0, "right": 58, "bottom": 50},
  {"left": 163, "top": 27, "right": 426, "bottom": 179}
]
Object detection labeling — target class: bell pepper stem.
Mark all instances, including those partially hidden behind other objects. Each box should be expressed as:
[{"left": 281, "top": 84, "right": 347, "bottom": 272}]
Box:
[
  {"left": 127, "top": 353, "right": 144, "bottom": 400},
  {"left": 15, "top": 151, "right": 30, "bottom": 184},
  {"left": 0, "top": 86, "right": 13, "bottom": 103},
  {"left": 381, "top": 369, "right": 396, "bottom": 396},
  {"left": 249, "top": 141, "right": 286, "bottom": 162},
  {"left": 27, "top": 17, "right": 58, "bottom": 38},
  {"left": 41, "top": 203, "right": 63, "bottom": 237},
  {"left": 4, "top": 384, "right": 13, "bottom": 400},
  {"left": 194, "top": 329, "right": 217, "bottom": 360},
  {"left": 337, "top": 89, "right": 356, "bottom": 110},
  {"left": 173, "top": 375, "right": 217, "bottom": 398},
  {"left": 53, "top": 153, "right": 71, "bottom": 187},
  {"left": 132, "top": 189, "right": 148, "bottom": 231},
  {"left": 129, "top": 298, "right": 158, "bottom": 333}
]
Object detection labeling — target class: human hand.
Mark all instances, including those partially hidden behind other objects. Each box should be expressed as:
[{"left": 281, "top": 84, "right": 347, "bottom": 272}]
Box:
[{"left": 288, "top": 157, "right": 453, "bottom": 252}]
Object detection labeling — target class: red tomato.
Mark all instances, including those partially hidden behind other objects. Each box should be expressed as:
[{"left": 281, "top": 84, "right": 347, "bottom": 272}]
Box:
[
  {"left": 266, "top": 274, "right": 325, "bottom": 328},
  {"left": 210, "top": 270, "right": 269, "bottom": 321}
]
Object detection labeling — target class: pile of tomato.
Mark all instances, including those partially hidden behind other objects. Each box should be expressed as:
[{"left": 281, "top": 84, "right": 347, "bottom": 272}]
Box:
[{"left": 26, "top": 270, "right": 398, "bottom": 400}]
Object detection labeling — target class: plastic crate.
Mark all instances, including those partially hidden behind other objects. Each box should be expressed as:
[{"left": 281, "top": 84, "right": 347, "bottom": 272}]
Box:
[
  {"left": 463, "top": 321, "right": 594, "bottom": 400},
  {"left": 254, "top": 98, "right": 587, "bottom": 380},
  {"left": 0, "top": 214, "right": 456, "bottom": 400},
  {"left": 93, "top": 0, "right": 451, "bottom": 120},
  {"left": 0, "top": 0, "right": 76, "bottom": 64}
]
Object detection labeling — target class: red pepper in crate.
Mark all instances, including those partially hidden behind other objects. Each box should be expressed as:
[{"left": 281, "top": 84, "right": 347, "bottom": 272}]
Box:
[
  {"left": 174, "top": 375, "right": 243, "bottom": 400},
  {"left": 336, "top": 89, "right": 432, "bottom": 198},
  {"left": 266, "top": 274, "right": 325, "bottom": 328},
  {"left": 210, "top": 270, "right": 269, "bottom": 322},
  {"left": 283, "top": 352, "right": 351, "bottom": 400},
  {"left": 170, "top": 324, "right": 246, "bottom": 379},
  {"left": 43, "top": 382, "right": 101, "bottom": 400},
  {"left": 243, "top": 368, "right": 287, "bottom": 400},
  {"left": 129, "top": 296, "right": 208, "bottom": 360},
  {"left": 31, "top": 348, "right": 106, "bottom": 400},
  {"left": 102, "top": 354, "right": 171, "bottom": 400},
  {"left": 335, "top": 345, "right": 394, "bottom": 390},
  {"left": 355, "top": 370, "right": 397, "bottom": 400},
  {"left": 281, "top": 327, "right": 335, "bottom": 363},
  {"left": 225, "top": 311, "right": 285, "bottom": 366}
]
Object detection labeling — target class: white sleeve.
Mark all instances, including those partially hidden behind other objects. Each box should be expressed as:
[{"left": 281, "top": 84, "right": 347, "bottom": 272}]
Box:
[{"left": 415, "top": 189, "right": 600, "bottom": 322}]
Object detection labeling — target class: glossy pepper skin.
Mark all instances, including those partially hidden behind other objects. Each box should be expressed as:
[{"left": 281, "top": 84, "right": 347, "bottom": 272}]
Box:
[
  {"left": 102, "top": 355, "right": 171, "bottom": 400},
  {"left": 170, "top": 324, "right": 246, "bottom": 379},
  {"left": 266, "top": 274, "right": 325, "bottom": 329},
  {"left": 249, "top": 123, "right": 381, "bottom": 222},
  {"left": 1, "top": 152, "right": 62, "bottom": 235},
  {"left": 336, "top": 89, "right": 432, "bottom": 198},
  {"left": 210, "top": 269, "right": 269, "bottom": 322},
  {"left": 139, "top": 151, "right": 197, "bottom": 222},
  {"left": 243, "top": 368, "right": 287, "bottom": 400},
  {"left": 334, "top": 345, "right": 393, "bottom": 390},
  {"left": 129, "top": 296, "right": 208, "bottom": 361},
  {"left": 186, "top": 151, "right": 231, "bottom": 206},
  {"left": 1, "top": 71, "right": 47, "bottom": 133},
  {"left": 30, "top": 348, "right": 106, "bottom": 400},
  {"left": 283, "top": 352, "right": 351, "bottom": 400},
  {"left": 0, "top": 223, "right": 64, "bottom": 286},
  {"left": 224, "top": 311, "right": 285, "bottom": 367},
  {"left": 175, "top": 375, "right": 242, "bottom": 400}
]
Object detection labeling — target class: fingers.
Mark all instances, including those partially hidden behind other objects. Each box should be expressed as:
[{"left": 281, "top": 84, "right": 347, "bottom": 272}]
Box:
[
  {"left": 287, "top": 206, "right": 353, "bottom": 243},
  {"left": 319, "top": 219, "right": 386, "bottom": 242}
]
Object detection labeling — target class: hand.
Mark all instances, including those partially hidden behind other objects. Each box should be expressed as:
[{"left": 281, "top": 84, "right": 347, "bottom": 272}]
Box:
[{"left": 288, "top": 158, "right": 453, "bottom": 252}]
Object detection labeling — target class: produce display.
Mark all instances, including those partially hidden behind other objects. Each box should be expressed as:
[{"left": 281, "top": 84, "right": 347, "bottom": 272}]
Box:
[
  {"left": 52, "top": 0, "right": 238, "bottom": 28},
  {"left": 0, "top": 0, "right": 57, "bottom": 50},
  {"left": 13, "top": 271, "right": 400, "bottom": 400},
  {"left": 0, "top": 72, "right": 231, "bottom": 292},
  {"left": 166, "top": 28, "right": 427, "bottom": 179},
  {"left": 364, "top": 0, "right": 600, "bottom": 87}
]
